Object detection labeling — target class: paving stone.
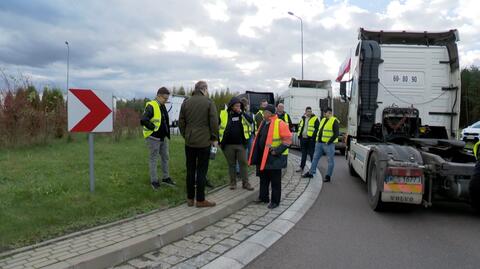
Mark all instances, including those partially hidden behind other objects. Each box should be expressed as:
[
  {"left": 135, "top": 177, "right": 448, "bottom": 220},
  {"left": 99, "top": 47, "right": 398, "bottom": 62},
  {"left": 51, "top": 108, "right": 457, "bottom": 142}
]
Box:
[
  {"left": 143, "top": 251, "right": 168, "bottom": 262},
  {"left": 184, "top": 235, "right": 204, "bottom": 243},
  {"left": 247, "top": 224, "right": 264, "bottom": 231},
  {"left": 112, "top": 265, "right": 137, "bottom": 269},
  {"left": 149, "top": 260, "right": 172, "bottom": 269},
  {"left": 128, "top": 257, "right": 155, "bottom": 268},
  {"left": 173, "top": 240, "right": 191, "bottom": 249},
  {"left": 163, "top": 255, "right": 186, "bottom": 265},
  {"left": 177, "top": 247, "right": 201, "bottom": 259},
  {"left": 230, "top": 228, "right": 256, "bottom": 241},
  {"left": 222, "top": 223, "right": 244, "bottom": 234},
  {"left": 160, "top": 245, "right": 183, "bottom": 256},
  {"left": 214, "top": 220, "right": 231, "bottom": 228},
  {"left": 170, "top": 262, "right": 196, "bottom": 269},
  {"left": 187, "top": 242, "right": 210, "bottom": 252},
  {"left": 184, "top": 251, "right": 218, "bottom": 268},
  {"left": 209, "top": 244, "right": 230, "bottom": 255},
  {"left": 218, "top": 238, "right": 241, "bottom": 248},
  {"left": 222, "top": 217, "right": 238, "bottom": 223}
]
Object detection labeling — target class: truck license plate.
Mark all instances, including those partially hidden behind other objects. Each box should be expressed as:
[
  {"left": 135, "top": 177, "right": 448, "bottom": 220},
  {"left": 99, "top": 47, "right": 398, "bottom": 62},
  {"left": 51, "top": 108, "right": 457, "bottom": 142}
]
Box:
[
  {"left": 385, "top": 176, "right": 422, "bottom": 184},
  {"left": 381, "top": 193, "right": 422, "bottom": 204}
]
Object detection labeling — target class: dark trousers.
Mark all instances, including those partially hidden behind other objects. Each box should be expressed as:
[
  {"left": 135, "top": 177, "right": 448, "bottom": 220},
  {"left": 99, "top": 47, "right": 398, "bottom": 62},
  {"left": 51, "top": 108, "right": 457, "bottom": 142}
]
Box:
[
  {"left": 259, "top": 169, "right": 282, "bottom": 204},
  {"left": 300, "top": 137, "right": 315, "bottom": 169},
  {"left": 185, "top": 145, "right": 210, "bottom": 202}
]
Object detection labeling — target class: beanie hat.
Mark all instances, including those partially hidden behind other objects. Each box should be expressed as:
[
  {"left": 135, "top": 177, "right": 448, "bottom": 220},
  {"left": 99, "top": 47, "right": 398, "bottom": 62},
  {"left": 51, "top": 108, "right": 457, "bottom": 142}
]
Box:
[{"left": 264, "top": 104, "right": 275, "bottom": 114}]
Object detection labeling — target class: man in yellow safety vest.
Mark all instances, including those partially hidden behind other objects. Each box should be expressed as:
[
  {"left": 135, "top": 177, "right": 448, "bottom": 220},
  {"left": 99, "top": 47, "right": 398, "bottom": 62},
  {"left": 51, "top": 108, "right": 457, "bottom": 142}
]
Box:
[
  {"left": 296, "top": 106, "right": 319, "bottom": 173},
  {"left": 276, "top": 103, "right": 293, "bottom": 131},
  {"left": 140, "top": 87, "right": 176, "bottom": 190},
  {"left": 302, "top": 107, "right": 339, "bottom": 182}
]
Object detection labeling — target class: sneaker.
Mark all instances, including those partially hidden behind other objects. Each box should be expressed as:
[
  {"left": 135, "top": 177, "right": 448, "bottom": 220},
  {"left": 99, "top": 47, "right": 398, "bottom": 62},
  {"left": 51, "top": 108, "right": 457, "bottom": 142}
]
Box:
[
  {"left": 205, "top": 179, "right": 214, "bottom": 188},
  {"left": 151, "top": 181, "right": 160, "bottom": 190},
  {"left": 229, "top": 182, "right": 237, "bottom": 190},
  {"left": 302, "top": 172, "right": 314, "bottom": 178},
  {"left": 323, "top": 175, "right": 331, "bottom": 182},
  {"left": 187, "top": 199, "right": 194, "bottom": 207},
  {"left": 162, "top": 177, "right": 176, "bottom": 186},
  {"left": 267, "top": 203, "right": 279, "bottom": 209},
  {"left": 242, "top": 182, "right": 254, "bottom": 191},
  {"left": 196, "top": 200, "right": 216, "bottom": 208},
  {"left": 295, "top": 167, "right": 304, "bottom": 173}
]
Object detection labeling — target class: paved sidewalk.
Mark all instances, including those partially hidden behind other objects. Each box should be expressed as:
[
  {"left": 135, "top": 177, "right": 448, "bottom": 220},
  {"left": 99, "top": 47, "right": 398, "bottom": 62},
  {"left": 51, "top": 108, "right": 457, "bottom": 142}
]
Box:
[{"left": 111, "top": 155, "right": 321, "bottom": 269}]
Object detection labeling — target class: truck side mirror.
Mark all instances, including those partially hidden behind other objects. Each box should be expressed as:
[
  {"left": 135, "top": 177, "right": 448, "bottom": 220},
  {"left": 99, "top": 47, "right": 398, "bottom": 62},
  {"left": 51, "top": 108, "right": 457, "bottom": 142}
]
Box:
[{"left": 340, "top": 82, "right": 347, "bottom": 102}]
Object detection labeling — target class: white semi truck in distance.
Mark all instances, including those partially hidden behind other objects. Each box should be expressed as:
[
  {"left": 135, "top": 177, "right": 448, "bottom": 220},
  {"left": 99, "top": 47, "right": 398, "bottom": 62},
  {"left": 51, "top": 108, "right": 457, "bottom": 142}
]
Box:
[
  {"left": 279, "top": 78, "right": 346, "bottom": 154},
  {"left": 341, "top": 28, "right": 478, "bottom": 211}
]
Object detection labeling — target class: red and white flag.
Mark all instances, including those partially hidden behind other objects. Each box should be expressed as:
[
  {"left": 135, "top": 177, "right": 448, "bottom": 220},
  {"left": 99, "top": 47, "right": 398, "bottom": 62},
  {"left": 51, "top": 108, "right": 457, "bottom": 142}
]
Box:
[{"left": 335, "top": 56, "right": 351, "bottom": 82}]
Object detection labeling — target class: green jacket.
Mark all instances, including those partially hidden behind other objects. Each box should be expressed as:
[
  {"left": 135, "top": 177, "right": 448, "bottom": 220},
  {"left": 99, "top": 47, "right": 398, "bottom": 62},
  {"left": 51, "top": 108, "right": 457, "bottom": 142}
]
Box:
[{"left": 179, "top": 91, "right": 219, "bottom": 148}]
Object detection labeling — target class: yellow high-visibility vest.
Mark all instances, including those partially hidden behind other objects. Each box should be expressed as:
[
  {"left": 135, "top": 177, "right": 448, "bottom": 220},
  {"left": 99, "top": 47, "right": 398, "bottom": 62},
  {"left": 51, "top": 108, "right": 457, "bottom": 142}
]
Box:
[
  {"left": 143, "top": 100, "right": 161, "bottom": 138},
  {"left": 219, "top": 109, "right": 251, "bottom": 143},
  {"left": 318, "top": 116, "right": 339, "bottom": 143},
  {"left": 272, "top": 118, "right": 288, "bottom": 155},
  {"left": 297, "top": 116, "right": 318, "bottom": 137},
  {"left": 279, "top": 113, "right": 290, "bottom": 124},
  {"left": 474, "top": 141, "right": 480, "bottom": 160}
]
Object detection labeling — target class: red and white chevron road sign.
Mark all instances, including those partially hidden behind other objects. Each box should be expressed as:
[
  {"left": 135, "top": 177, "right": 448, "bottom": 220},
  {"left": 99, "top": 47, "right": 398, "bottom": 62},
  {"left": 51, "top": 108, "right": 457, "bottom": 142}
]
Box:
[{"left": 68, "top": 89, "right": 113, "bottom": 132}]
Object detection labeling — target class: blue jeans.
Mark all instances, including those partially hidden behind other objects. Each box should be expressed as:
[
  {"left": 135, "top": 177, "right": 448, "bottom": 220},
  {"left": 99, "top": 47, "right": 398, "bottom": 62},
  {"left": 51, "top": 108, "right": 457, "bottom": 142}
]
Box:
[{"left": 309, "top": 142, "right": 335, "bottom": 177}]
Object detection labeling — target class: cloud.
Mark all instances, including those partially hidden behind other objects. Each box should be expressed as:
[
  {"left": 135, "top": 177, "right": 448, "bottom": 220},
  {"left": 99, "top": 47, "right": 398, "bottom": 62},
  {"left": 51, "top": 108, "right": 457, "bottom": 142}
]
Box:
[{"left": 0, "top": 0, "right": 478, "bottom": 99}]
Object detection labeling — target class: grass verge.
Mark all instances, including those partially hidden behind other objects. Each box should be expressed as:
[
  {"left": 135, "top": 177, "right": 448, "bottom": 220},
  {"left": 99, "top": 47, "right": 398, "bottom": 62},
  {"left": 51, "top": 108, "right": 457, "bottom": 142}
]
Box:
[{"left": 0, "top": 135, "right": 228, "bottom": 252}]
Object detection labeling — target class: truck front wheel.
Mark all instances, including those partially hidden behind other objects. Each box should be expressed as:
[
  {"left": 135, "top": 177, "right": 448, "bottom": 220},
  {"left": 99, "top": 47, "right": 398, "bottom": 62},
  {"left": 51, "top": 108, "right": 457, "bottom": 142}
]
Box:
[{"left": 367, "top": 153, "right": 386, "bottom": 211}]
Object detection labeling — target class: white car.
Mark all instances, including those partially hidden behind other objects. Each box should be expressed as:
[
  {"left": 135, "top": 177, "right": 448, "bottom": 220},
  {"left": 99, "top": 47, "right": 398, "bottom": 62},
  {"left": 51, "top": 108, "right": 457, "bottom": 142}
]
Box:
[{"left": 461, "top": 121, "right": 480, "bottom": 142}]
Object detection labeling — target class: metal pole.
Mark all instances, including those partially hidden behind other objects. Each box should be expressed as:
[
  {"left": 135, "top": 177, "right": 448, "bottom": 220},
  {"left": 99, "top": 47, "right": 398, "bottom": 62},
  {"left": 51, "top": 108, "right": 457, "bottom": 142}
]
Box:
[
  {"left": 300, "top": 17, "right": 303, "bottom": 80},
  {"left": 89, "top": 133, "right": 95, "bottom": 192},
  {"left": 288, "top": 12, "right": 304, "bottom": 80},
  {"left": 65, "top": 41, "right": 69, "bottom": 91}
]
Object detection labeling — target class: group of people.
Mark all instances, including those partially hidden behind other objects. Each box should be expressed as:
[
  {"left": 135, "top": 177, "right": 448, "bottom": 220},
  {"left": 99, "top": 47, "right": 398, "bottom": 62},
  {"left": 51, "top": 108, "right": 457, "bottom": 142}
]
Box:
[{"left": 141, "top": 81, "right": 338, "bottom": 210}]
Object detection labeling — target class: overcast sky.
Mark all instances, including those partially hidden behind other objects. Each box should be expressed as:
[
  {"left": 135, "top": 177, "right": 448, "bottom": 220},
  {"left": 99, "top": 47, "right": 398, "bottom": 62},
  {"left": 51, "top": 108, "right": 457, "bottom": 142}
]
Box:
[{"left": 0, "top": 0, "right": 479, "bottom": 99}]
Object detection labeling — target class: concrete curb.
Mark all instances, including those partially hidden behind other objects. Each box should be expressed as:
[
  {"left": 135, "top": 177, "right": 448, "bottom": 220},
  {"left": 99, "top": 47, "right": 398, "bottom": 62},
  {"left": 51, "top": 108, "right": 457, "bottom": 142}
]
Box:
[
  {"left": 202, "top": 156, "right": 323, "bottom": 269},
  {"left": 43, "top": 188, "right": 260, "bottom": 269}
]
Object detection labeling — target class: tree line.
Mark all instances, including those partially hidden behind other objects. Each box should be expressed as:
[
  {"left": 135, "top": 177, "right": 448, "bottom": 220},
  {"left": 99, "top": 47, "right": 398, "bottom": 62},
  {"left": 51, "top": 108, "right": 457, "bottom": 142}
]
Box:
[{"left": 1, "top": 66, "right": 479, "bottom": 148}]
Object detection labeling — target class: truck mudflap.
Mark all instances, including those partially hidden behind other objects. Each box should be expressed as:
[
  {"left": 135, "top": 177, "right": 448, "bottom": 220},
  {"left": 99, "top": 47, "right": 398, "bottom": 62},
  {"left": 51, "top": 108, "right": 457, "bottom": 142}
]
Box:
[
  {"left": 369, "top": 144, "right": 425, "bottom": 206},
  {"left": 381, "top": 165, "right": 424, "bottom": 204}
]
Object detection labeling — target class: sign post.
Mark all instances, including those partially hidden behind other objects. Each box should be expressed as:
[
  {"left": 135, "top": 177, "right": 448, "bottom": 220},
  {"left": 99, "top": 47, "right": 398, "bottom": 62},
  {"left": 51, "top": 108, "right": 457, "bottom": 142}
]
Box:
[{"left": 68, "top": 89, "right": 113, "bottom": 192}]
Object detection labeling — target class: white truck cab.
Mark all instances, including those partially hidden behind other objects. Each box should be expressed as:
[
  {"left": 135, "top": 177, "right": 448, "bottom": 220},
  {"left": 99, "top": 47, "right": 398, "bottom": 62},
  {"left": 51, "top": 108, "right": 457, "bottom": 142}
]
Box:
[{"left": 341, "top": 29, "right": 477, "bottom": 211}]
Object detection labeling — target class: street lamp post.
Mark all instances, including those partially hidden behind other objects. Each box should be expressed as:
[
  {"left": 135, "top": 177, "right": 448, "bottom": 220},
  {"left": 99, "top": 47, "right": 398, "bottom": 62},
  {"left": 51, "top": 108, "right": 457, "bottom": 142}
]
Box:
[
  {"left": 288, "top": 11, "right": 303, "bottom": 80},
  {"left": 65, "top": 41, "right": 69, "bottom": 91}
]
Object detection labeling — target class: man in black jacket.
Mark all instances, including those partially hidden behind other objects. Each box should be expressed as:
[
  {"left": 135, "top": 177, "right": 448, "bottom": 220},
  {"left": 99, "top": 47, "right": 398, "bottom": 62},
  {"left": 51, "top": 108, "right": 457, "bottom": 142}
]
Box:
[{"left": 140, "top": 87, "right": 176, "bottom": 190}]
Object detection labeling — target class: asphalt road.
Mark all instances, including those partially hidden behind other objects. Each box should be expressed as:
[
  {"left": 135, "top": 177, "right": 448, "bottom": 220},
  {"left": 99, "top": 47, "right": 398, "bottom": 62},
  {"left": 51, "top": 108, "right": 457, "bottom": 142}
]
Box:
[{"left": 246, "top": 151, "right": 480, "bottom": 269}]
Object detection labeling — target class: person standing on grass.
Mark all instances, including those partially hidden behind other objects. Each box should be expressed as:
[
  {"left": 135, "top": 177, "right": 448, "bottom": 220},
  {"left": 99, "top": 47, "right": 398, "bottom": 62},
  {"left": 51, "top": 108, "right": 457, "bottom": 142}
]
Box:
[
  {"left": 219, "top": 97, "right": 254, "bottom": 191},
  {"left": 249, "top": 104, "right": 292, "bottom": 209},
  {"left": 296, "top": 106, "right": 319, "bottom": 174},
  {"left": 302, "top": 107, "right": 339, "bottom": 182},
  {"left": 140, "top": 87, "right": 176, "bottom": 190},
  {"left": 179, "top": 80, "right": 218, "bottom": 207}
]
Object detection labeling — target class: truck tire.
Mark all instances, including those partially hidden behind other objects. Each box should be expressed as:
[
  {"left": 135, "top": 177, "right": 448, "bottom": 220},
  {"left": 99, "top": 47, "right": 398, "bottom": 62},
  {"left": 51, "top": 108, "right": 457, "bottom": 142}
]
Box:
[
  {"left": 469, "top": 163, "right": 480, "bottom": 211},
  {"left": 367, "top": 153, "right": 386, "bottom": 211}
]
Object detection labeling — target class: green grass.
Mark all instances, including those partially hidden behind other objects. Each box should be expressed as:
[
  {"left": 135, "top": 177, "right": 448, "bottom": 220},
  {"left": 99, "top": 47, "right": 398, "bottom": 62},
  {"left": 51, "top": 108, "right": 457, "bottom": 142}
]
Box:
[{"left": 0, "top": 135, "right": 228, "bottom": 252}]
